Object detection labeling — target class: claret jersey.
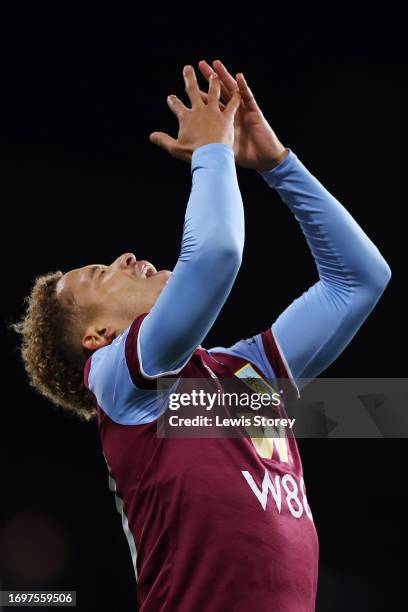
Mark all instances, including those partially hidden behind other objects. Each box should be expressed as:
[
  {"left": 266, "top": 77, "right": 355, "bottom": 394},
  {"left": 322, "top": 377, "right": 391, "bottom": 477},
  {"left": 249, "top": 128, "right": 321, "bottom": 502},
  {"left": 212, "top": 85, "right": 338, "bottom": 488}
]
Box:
[
  {"left": 84, "top": 313, "right": 319, "bottom": 612},
  {"left": 82, "top": 141, "right": 391, "bottom": 611}
]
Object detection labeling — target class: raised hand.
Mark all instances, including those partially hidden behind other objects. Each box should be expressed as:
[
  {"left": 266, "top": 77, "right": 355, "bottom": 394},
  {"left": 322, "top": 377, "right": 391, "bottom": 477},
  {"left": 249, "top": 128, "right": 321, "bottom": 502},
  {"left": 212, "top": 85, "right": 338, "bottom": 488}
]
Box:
[
  {"left": 198, "top": 59, "right": 288, "bottom": 171},
  {"left": 149, "top": 65, "right": 241, "bottom": 162}
]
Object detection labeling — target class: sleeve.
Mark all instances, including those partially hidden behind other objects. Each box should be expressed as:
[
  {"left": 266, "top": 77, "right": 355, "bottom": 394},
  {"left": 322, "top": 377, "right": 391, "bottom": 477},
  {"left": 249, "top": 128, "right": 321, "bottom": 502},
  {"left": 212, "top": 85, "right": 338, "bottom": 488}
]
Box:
[
  {"left": 256, "top": 148, "right": 391, "bottom": 390},
  {"left": 139, "top": 142, "right": 245, "bottom": 377},
  {"left": 83, "top": 316, "right": 171, "bottom": 426},
  {"left": 86, "top": 143, "right": 245, "bottom": 425}
]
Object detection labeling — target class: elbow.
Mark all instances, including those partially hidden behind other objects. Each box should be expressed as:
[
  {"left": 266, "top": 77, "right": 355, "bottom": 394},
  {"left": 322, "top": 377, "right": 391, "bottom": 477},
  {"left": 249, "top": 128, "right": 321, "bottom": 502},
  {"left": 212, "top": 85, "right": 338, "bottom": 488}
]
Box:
[
  {"left": 349, "top": 245, "right": 392, "bottom": 297},
  {"left": 367, "top": 259, "right": 392, "bottom": 296},
  {"left": 351, "top": 260, "right": 391, "bottom": 315},
  {"left": 340, "top": 259, "right": 391, "bottom": 328},
  {"left": 220, "top": 234, "right": 244, "bottom": 265},
  {"left": 342, "top": 257, "right": 392, "bottom": 315},
  {"left": 223, "top": 244, "right": 243, "bottom": 275},
  {"left": 211, "top": 242, "right": 243, "bottom": 274},
  {"left": 196, "top": 238, "right": 243, "bottom": 278}
]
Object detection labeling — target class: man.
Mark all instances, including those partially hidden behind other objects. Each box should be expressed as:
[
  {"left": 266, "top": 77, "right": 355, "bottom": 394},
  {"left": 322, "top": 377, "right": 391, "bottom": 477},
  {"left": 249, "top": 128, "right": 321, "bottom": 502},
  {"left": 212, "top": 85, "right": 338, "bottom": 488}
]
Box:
[{"left": 15, "top": 60, "right": 391, "bottom": 611}]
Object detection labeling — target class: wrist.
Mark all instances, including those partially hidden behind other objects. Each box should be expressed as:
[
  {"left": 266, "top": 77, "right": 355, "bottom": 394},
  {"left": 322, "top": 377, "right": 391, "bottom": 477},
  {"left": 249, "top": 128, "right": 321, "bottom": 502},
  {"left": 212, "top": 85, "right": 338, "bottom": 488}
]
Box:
[
  {"left": 192, "top": 142, "right": 233, "bottom": 158},
  {"left": 194, "top": 139, "right": 232, "bottom": 152},
  {"left": 192, "top": 142, "right": 234, "bottom": 167},
  {"left": 257, "top": 148, "right": 289, "bottom": 172}
]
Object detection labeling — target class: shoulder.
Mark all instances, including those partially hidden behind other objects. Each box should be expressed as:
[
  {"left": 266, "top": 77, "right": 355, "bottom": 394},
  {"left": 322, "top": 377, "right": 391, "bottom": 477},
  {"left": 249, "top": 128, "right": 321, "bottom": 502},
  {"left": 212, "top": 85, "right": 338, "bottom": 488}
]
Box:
[
  {"left": 208, "top": 332, "right": 276, "bottom": 377},
  {"left": 208, "top": 328, "right": 299, "bottom": 399},
  {"left": 83, "top": 315, "right": 163, "bottom": 425}
]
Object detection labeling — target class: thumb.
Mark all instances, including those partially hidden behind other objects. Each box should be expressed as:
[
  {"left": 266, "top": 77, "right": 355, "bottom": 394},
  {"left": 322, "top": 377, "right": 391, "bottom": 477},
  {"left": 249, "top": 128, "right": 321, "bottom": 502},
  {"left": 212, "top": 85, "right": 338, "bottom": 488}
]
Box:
[
  {"left": 224, "top": 90, "right": 241, "bottom": 120},
  {"left": 149, "top": 132, "right": 177, "bottom": 152}
]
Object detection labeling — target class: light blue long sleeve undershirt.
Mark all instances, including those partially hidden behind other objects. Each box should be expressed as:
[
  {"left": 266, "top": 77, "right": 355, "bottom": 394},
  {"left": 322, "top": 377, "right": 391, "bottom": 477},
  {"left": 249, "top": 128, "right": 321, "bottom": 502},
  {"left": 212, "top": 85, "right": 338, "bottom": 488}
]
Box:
[
  {"left": 140, "top": 142, "right": 391, "bottom": 386},
  {"left": 259, "top": 149, "right": 391, "bottom": 387},
  {"left": 139, "top": 143, "right": 245, "bottom": 376}
]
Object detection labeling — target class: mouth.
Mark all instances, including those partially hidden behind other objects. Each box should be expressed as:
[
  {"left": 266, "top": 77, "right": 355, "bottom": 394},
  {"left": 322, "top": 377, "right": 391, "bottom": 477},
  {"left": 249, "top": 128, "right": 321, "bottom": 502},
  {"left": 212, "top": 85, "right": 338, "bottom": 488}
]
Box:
[{"left": 136, "top": 260, "right": 158, "bottom": 279}]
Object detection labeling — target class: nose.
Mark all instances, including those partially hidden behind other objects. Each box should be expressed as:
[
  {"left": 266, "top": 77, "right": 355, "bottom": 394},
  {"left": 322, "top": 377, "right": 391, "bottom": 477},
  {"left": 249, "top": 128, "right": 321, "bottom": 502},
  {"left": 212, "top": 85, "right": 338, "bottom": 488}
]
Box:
[{"left": 114, "top": 252, "right": 137, "bottom": 269}]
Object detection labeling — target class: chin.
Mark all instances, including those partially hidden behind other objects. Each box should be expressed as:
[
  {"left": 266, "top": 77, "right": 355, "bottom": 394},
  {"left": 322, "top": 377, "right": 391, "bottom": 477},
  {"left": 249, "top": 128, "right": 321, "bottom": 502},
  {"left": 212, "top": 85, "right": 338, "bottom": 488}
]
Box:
[
  {"left": 150, "top": 270, "right": 171, "bottom": 299},
  {"left": 154, "top": 270, "right": 172, "bottom": 286}
]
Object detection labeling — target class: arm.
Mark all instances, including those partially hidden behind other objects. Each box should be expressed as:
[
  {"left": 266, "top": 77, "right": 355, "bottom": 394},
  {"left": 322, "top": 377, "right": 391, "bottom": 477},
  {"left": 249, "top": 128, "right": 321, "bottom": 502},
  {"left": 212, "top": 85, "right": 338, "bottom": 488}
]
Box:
[
  {"left": 258, "top": 149, "right": 391, "bottom": 389},
  {"left": 196, "top": 60, "right": 391, "bottom": 392},
  {"left": 86, "top": 143, "right": 244, "bottom": 424},
  {"left": 139, "top": 142, "right": 245, "bottom": 376}
]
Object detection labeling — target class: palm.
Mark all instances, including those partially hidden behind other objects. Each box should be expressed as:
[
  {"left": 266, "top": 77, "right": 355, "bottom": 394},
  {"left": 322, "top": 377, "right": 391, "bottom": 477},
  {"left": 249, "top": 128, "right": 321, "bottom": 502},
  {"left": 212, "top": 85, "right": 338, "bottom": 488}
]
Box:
[
  {"left": 232, "top": 105, "right": 269, "bottom": 169},
  {"left": 198, "top": 60, "right": 286, "bottom": 172}
]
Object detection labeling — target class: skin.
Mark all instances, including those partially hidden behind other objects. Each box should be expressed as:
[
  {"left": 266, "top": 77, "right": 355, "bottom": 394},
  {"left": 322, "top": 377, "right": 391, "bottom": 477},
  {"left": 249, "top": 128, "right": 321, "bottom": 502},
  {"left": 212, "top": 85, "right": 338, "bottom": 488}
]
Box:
[
  {"left": 151, "top": 60, "right": 289, "bottom": 171},
  {"left": 197, "top": 59, "right": 289, "bottom": 170},
  {"left": 149, "top": 65, "right": 241, "bottom": 161},
  {"left": 56, "top": 253, "right": 171, "bottom": 353},
  {"left": 59, "top": 60, "right": 288, "bottom": 355}
]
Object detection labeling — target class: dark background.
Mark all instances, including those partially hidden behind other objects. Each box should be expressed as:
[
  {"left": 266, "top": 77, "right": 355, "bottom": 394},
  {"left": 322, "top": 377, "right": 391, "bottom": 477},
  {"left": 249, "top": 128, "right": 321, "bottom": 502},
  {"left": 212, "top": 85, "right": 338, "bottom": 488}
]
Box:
[{"left": 1, "top": 5, "right": 406, "bottom": 611}]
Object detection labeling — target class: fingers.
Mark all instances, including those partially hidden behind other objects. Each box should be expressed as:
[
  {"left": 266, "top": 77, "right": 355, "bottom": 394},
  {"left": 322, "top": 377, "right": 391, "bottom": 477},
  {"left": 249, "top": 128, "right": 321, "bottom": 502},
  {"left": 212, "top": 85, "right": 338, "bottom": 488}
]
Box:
[
  {"left": 197, "top": 59, "right": 214, "bottom": 81},
  {"left": 150, "top": 131, "right": 191, "bottom": 162},
  {"left": 198, "top": 89, "right": 226, "bottom": 111},
  {"left": 166, "top": 94, "right": 187, "bottom": 120},
  {"left": 224, "top": 90, "right": 242, "bottom": 121},
  {"left": 235, "top": 73, "right": 260, "bottom": 112},
  {"left": 183, "top": 65, "right": 204, "bottom": 108},
  {"left": 207, "top": 73, "right": 221, "bottom": 107},
  {"left": 198, "top": 60, "right": 231, "bottom": 103},
  {"left": 211, "top": 59, "right": 239, "bottom": 96},
  {"left": 149, "top": 131, "right": 178, "bottom": 153}
]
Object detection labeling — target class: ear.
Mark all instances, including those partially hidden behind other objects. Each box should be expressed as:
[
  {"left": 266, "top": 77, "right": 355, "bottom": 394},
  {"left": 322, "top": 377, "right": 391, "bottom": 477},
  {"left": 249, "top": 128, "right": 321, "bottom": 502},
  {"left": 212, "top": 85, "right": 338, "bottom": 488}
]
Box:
[{"left": 81, "top": 324, "right": 116, "bottom": 352}]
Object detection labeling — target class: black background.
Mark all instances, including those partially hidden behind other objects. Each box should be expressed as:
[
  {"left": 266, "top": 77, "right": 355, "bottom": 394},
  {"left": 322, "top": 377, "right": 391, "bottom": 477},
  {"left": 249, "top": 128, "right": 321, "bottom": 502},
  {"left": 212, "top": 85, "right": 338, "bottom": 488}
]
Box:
[{"left": 1, "top": 5, "right": 406, "bottom": 611}]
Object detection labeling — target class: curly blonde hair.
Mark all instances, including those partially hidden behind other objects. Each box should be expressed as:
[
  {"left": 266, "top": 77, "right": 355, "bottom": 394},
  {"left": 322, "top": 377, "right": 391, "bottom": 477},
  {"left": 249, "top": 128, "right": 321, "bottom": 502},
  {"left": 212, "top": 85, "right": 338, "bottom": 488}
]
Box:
[{"left": 12, "top": 271, "right": 96, "bottom": 421}]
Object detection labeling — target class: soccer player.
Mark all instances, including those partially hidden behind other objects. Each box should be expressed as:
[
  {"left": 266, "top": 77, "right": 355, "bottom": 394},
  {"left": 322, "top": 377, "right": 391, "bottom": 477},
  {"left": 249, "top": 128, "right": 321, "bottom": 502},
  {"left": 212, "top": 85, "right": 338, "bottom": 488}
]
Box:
[{"left": 14, "top": 60, "right": 391, "bottom": 611}]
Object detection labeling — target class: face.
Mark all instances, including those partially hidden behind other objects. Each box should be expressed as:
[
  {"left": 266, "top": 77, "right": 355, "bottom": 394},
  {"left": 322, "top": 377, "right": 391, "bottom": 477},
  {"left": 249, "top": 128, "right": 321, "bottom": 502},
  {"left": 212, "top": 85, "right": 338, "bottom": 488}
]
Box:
[{"left": 56, "top": 252, "right": 171, "bottom": 352}]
